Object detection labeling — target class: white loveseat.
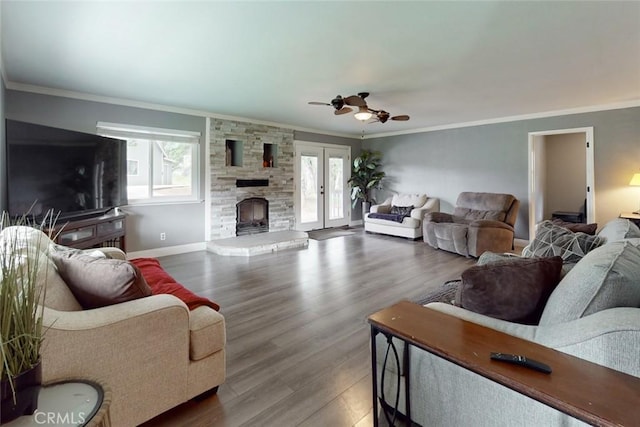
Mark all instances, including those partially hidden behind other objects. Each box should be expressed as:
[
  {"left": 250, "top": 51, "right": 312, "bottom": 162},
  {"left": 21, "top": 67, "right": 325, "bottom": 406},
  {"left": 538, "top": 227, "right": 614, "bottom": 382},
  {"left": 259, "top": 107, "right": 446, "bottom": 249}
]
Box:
[{"left": 364, "top": 193, "right": 439, "bottom": 239}]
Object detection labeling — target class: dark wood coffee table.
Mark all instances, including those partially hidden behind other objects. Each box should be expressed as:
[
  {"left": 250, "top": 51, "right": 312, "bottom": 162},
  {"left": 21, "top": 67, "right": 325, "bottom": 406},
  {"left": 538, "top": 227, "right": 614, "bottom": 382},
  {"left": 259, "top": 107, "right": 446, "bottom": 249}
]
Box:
[{"left": 368, "top": 301, "right": 640, "bottom": 427}]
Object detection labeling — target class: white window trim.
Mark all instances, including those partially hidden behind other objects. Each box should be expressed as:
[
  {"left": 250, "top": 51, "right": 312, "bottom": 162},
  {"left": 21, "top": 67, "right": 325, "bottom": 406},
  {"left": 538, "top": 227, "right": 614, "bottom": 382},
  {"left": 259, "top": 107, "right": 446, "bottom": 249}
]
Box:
[{"left": 97, "top": 122, "right": 201, "bottom": 205}]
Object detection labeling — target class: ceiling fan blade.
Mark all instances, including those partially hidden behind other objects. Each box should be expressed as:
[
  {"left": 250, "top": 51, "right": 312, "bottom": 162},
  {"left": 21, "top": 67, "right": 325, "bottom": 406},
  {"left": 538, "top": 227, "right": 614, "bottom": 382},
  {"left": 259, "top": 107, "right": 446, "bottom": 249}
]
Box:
[
  {"left": 344, "top": 95, "right": 367, "bottom": 107},
  {"left": 334, "top": 106, "right": 353, "bottom": 115},
  {"left": 391, "top": 115, "right": 410, "bottom": 121},
  {"left": 308, "top": 101, "right": 331, "bottom": 106}
]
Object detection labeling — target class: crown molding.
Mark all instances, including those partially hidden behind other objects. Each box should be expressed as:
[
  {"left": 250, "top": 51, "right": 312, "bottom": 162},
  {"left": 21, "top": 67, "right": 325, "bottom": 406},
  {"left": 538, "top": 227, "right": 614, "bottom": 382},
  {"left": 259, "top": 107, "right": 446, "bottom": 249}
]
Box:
[
  {"left": 4, "top": 81, "right": 357, "bottom": 139},
  {"left": 5, "top": 80, "right": 639, "bottom": 141},
  {"left": 362, "top": 100, "right": 640, "bottom": 139}
]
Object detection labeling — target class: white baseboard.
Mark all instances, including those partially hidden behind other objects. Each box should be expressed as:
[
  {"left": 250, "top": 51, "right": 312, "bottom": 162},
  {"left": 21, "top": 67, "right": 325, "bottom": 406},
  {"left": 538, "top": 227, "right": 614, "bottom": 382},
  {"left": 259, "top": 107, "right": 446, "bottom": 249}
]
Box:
[
  {"left": 350, "top": 219, "right": 364, "bottom": 227},
  {"left": 126, "top": 242, "right": 206, "bottom": 259}
]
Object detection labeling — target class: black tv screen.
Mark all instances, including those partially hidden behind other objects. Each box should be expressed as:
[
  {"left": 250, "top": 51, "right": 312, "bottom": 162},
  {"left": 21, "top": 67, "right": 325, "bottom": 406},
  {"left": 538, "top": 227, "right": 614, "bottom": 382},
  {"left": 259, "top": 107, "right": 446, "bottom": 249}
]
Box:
[{"left": 6, "top": 120, "right": 128, "bottom": 220}]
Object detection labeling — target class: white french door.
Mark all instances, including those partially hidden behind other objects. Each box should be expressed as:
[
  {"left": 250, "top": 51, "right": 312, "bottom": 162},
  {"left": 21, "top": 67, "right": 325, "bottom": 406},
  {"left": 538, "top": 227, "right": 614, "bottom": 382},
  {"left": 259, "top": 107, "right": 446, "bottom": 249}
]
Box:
[{"left": 294, "top": 142, "right": 350, "bottom": 231}]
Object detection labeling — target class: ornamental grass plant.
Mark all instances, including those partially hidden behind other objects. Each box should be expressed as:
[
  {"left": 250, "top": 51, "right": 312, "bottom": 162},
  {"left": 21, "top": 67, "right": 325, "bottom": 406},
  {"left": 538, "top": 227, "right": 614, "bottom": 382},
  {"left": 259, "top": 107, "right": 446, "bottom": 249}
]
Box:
[{"left": 0, "top": 211, "right": 56, "bottom": 403}]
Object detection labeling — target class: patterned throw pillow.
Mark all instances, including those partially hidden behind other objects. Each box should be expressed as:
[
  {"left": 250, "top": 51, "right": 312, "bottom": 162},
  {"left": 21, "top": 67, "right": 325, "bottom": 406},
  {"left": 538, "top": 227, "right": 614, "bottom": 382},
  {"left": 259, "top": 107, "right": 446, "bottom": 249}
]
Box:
[
  {"left": 522, "top": 220, "right": 605, "bottom": 263},
  {"left": 389, "top": 205, "right": 413, "bottom": 216}
]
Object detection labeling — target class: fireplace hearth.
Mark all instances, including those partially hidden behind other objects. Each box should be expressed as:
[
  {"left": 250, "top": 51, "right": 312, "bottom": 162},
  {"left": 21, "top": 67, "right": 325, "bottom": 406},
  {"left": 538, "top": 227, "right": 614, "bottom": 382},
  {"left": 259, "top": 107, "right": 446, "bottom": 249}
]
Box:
[{"left": 236, "top": 197, "right": 269, "bottom": 236}]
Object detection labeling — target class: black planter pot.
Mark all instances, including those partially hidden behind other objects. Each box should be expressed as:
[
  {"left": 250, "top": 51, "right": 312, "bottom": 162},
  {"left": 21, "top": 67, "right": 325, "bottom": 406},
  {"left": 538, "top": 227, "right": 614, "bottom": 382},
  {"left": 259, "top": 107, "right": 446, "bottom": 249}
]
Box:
[
  {"left": 0, "top": 361, "right": 42, "bottom": 424},
  {"left": 362, "top": 201, "right": 371, "bottom": 214}
]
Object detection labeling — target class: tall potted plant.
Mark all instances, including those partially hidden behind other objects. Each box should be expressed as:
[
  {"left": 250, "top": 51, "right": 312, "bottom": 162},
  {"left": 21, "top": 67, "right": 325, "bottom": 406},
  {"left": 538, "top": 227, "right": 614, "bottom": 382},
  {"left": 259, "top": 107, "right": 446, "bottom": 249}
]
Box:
[
  {"left": 0, "top": 213, "right": 49, "bottom": 423},
  {"left": 348, "top": 149, "right": 386, "bottom": 214}
]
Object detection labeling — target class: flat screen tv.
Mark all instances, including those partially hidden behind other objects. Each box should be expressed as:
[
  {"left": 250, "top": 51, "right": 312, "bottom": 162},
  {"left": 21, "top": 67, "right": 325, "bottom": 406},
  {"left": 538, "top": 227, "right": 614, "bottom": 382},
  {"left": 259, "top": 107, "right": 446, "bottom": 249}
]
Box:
[{"left": 5, "top": 119, "right": 128, "bottom": 221}]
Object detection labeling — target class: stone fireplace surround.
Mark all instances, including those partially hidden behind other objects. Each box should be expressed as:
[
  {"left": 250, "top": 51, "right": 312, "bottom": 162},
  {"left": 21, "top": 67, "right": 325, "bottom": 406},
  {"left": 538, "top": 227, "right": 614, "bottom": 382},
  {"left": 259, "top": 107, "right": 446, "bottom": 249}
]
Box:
[{"left": 209, "top": 119, "right": 295, "bottom": 240}]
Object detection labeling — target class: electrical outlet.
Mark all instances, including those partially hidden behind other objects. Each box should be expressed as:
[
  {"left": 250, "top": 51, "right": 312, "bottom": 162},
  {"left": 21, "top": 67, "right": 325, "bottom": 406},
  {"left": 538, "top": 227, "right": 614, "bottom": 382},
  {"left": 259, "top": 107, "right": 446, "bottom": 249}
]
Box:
[{"left": 160, "top": 232, "right": 166, "bottom": 241}]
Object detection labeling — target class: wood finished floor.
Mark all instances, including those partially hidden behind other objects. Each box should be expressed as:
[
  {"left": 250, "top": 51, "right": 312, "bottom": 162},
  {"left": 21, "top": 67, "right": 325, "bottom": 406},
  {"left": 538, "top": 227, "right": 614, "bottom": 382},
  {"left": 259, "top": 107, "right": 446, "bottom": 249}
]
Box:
[{"left": 141, "top": 229, "right": 476, "bottom": 427}]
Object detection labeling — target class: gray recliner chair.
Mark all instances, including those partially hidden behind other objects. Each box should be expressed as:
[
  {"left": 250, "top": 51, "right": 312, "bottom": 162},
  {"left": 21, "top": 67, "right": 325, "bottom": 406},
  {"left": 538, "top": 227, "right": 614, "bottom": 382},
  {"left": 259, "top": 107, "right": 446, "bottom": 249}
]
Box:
[{"left": 423, "top": 192, "right": 519, "bottom": 257}]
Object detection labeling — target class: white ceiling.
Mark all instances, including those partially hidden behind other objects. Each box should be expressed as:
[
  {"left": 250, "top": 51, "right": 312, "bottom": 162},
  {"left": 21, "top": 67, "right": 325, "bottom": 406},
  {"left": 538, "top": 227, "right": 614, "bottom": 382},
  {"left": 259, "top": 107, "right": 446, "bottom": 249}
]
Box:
[{"left": 2, "top": 1, "right": 640, "bottom": 138}]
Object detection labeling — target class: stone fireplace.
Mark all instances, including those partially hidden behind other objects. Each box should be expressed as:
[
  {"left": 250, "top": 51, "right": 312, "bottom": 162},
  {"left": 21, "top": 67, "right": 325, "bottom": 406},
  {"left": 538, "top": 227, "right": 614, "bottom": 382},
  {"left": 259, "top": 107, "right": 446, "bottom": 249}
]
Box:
[
  {"left": 209, "top": 119, "right": 295, "bottom": 240},
  {"left": 236, "top": 197, "right": 269, "bottom": 236}
]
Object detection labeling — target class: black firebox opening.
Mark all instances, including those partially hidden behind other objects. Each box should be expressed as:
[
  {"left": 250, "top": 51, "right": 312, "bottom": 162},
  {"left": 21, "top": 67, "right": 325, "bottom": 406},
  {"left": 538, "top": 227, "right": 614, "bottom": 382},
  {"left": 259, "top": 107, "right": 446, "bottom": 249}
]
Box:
[{"left": 236, "top": 197, "right": 269, "bottom": 236}]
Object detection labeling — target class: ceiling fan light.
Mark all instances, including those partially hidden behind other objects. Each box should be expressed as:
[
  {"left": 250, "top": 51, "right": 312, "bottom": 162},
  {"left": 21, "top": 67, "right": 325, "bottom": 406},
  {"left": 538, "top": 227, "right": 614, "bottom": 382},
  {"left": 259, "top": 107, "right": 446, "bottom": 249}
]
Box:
[{"left": 354, "top": 107, "right": 373, "bottom": 121}]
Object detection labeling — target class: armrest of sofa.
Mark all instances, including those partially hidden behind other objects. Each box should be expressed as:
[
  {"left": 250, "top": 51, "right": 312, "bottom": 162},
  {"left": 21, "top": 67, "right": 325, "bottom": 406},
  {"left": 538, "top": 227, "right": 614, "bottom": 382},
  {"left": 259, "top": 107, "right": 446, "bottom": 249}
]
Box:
[
  {"left": 411, "top": 198, "right": 440, "bottom": 220},
  {"left": 41, "top": 294, "right": 192, "bottom": 421},
  {"left": 42, "top": 293, "right": 188, "bottom": 330},
  {"left": 370, "top": 198, "right": 392, "bottom": 214},
  {"left": 41, "top": 294, "right": 190, "bottom": 374},
  {"left": 93, "top": 247, "right": 127, "bottom": 260},
  {"left": 424, "top": 211, "right": 454, "bottom": 223}
]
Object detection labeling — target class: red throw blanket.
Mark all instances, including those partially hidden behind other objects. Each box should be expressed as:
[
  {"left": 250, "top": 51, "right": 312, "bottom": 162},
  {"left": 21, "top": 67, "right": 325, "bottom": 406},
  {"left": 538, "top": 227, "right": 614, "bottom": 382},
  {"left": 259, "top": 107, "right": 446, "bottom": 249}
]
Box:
[{"left": 130, "top": 258, "right": 220, "bottom": 311}]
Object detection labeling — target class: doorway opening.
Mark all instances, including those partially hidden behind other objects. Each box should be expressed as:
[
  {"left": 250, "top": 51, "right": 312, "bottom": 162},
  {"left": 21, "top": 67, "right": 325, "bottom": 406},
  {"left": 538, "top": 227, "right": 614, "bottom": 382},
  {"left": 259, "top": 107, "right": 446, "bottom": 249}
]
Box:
[{"left": 528, "top": 127, "right": 595, "bottom": 240}]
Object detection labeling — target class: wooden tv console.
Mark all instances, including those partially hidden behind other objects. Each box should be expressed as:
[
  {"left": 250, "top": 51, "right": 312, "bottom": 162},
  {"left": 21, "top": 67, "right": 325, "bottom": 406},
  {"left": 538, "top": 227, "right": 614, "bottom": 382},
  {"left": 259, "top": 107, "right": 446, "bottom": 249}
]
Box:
[{"left": 48, "top": 212, "right": 126, "bottom": 251}]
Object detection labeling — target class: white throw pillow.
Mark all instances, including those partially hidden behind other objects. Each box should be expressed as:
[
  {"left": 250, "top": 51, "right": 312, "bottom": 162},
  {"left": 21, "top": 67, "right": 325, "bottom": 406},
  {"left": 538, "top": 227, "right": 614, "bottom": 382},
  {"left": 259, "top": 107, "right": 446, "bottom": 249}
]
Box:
[{"left": 391, "top": 193, "right": 427, "bottom": 208}]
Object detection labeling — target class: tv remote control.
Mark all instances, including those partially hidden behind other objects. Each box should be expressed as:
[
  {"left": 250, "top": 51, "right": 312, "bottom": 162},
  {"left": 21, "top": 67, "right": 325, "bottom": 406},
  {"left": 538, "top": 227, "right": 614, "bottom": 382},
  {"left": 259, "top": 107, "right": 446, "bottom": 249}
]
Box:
[{"left": 490, "top": 352, "right": 552, "bottom": 374}]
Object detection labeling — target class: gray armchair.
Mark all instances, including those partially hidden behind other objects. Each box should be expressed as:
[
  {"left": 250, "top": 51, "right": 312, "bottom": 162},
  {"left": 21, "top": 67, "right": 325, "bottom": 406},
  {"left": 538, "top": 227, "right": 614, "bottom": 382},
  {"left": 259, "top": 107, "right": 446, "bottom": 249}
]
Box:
[{"left": 423, "top": 192, "right": 519, "bottom": 257}]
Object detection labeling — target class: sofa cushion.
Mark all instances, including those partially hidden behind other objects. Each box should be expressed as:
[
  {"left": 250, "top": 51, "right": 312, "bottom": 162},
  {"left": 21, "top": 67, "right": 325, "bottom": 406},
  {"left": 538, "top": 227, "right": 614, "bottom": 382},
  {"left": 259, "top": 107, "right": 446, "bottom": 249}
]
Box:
[
  {"left": 189, "top": 306, "right": 226, "bottom": 361},
  {"left": 597, "top": 218, "right": 640, "bottom": 243},
  {"left": 51, "top": 252, "right": 152, "bottom": 309},
  {"left": 522, "top": 220, "right": 604, "bottom": 263},
  {"left": 452, "top": 207, "right": 506, "bottom": 222},
  {"left": 539, "top": 241, "right": 640, "bottom": 326},
  {"left": 456, "top": 256, "right": 563, "bottom": 324},
  {"left": 452, "top": 192, "right": 517, "bottom": 223},
  {"left": 392, "top": 193, "right": 427, "bottom": 209},
  {"left": 365, "top": 214, "right": 420, "bottom": 229}
]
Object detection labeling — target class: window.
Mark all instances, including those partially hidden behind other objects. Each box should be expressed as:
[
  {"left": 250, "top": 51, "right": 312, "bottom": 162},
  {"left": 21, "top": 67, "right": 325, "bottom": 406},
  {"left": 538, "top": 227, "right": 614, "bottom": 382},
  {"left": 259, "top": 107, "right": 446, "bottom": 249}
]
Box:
[
  {"left": 97, "top": 122, "right": 200, "bottom": 203},
  {"left": 127, "top": 159, "right": 139, "bottom": 176}
]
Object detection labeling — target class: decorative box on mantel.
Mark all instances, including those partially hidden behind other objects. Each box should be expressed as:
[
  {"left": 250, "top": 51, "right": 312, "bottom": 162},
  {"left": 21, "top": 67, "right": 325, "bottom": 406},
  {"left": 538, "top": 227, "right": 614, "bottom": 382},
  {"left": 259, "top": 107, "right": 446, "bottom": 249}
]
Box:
[{"left": 210, "top": 119, "right": 295, "bottom": 240}]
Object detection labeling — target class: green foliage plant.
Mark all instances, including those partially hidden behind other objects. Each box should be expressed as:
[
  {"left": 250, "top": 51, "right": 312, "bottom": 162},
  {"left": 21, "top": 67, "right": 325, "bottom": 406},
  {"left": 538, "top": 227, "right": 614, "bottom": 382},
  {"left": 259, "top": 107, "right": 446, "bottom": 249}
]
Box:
[
  {"left": 348, "top": 149, "right": 386, "bottom": 208},
  {"left": 0, "top": 212, "right": 54, "bottom": 402}
]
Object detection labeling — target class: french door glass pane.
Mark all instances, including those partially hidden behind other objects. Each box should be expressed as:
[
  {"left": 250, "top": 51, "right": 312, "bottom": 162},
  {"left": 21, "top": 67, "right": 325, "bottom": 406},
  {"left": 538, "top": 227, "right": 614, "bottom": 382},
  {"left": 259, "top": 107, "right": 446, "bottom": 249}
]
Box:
[
  {"left": 328, "top": 157, "right": 344, "bottom": 220},
  {"left": 300, "top": 155, "right": 318, "bottom": 223}
]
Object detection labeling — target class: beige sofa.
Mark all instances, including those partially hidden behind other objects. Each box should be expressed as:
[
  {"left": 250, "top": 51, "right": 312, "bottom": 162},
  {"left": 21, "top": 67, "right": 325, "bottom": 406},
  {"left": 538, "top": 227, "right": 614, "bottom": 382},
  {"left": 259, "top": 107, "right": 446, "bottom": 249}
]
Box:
[
  {"left": 3, "top": 226, "right": 225, "bottom": 427},
  {"left": 365, "top": 193, "right": 440, "bottom": 239}
]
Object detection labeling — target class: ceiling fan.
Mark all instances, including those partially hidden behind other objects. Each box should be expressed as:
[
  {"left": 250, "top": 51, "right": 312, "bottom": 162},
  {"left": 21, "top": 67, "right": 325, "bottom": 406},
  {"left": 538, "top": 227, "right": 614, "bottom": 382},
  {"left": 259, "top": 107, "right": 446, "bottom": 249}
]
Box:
[{"left": 308, "top": 92, "right": 410, "bottom": 123}]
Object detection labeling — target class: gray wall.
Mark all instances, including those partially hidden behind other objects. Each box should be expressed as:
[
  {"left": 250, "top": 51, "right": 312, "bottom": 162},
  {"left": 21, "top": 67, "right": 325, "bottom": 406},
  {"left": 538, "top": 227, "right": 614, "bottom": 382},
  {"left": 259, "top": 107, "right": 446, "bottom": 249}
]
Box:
[
  {"left": 3, "top": 91, "right": 363, "bottom": 250},
  {"left": 365, "top": 107, "right": 640, "bottom": 240},
  {"left": 5, "top": 90, "right": 207, "bottom": 252}
]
